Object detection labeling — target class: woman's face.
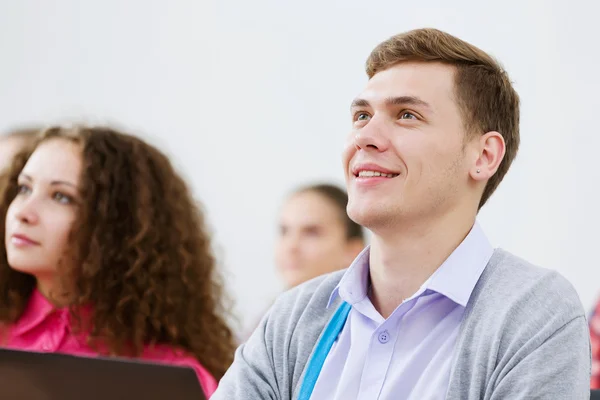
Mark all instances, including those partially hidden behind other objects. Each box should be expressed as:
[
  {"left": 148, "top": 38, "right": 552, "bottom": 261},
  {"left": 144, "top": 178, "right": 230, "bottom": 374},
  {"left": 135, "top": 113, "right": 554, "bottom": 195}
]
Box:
[
  {"left": 275, "top": 191, "right": 363, "bottom": 289},
  {"left": 5, "top": 139, "right": 82, "bottom": 293}
]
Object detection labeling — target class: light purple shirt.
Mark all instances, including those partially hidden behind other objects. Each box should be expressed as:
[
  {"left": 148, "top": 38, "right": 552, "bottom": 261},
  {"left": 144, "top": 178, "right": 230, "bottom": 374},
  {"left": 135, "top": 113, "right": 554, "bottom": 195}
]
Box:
[{"left": 310, "top": 222, "right": 494, "bottom": 400}]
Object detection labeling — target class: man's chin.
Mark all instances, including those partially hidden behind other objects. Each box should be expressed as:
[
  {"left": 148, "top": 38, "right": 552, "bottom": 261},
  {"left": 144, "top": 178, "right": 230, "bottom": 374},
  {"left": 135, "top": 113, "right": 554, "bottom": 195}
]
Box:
[{"left": 348, "top": 206, "right": 389, "bottom": 229}]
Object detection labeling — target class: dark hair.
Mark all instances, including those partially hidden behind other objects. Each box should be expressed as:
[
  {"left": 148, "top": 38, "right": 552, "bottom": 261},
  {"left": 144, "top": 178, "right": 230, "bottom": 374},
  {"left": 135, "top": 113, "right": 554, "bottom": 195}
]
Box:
[
  {"left": 367, "top": 28, "right": 520, "bottom": 209},
  {"left": 0, "top": 125, "right": 235, "bottom": 379},
  {"left": 294, "top": 183, "right": 364, "bottom": 242}
]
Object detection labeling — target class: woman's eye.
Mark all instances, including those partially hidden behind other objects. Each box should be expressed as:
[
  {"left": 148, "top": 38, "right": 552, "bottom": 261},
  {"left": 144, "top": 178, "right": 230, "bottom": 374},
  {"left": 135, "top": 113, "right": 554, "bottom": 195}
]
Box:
[
  {"left": 17, "top": 184, "right": 31, "bottom": 195},
  {"left": 53, "top": 192, "right": 73, "bottom": 205}
]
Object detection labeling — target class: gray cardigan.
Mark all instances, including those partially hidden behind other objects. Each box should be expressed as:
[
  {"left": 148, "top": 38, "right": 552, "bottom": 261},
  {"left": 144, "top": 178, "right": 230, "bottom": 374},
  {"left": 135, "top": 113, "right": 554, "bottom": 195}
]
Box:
[{"left": 213, "top": 249, "right": 591, "bottom": 399}]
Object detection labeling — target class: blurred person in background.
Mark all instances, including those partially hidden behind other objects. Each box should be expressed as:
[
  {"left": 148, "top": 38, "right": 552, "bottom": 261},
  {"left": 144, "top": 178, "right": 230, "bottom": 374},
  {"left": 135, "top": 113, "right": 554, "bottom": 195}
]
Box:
[
  {"left": 243, "top": 183, "right": 365, "bottom": 341},
  {"left": 0, "top": 127, "right": 39, "bottom": 171},
  {"left": 0, "top": 125, "right": 236, "bottom": 398},
  {"left": 275, "top": 183, "right": 365, "bottom": 289}
]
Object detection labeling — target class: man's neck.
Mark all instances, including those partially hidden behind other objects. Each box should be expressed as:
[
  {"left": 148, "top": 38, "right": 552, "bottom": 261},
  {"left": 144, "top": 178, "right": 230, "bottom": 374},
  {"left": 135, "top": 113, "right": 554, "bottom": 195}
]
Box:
[{"left": 368, "top": 211, "right": 477, "bottom": 319}]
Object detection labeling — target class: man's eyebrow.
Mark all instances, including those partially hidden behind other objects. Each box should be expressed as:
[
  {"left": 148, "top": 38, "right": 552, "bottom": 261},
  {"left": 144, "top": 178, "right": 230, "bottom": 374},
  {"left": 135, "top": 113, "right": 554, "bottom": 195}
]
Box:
[
  {"left": 350, "top": 98, "right": 370, "bottom": 109},
  {"left": 385, "top": 96, "right": 432, "bottom": 110},
  {"left": 350, "top": 96, "right": 432, "bottom": 111}
]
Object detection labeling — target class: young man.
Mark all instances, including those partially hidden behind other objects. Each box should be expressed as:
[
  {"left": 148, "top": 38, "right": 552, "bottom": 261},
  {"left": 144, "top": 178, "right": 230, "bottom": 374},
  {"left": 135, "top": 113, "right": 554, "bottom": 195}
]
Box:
[{"left": 213, "top": 28, "right": 590, "bottom": 399}]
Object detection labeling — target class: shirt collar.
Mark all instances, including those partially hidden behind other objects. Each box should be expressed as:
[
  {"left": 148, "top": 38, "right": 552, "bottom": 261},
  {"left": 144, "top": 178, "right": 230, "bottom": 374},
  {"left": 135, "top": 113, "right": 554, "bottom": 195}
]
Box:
[
  {"left": 423, "top": 222, "right": 493, "bottom": 306},
  {"left": 327, "top": 221, "right": 493, "bottom": 309},
  {"left": 327, "top": 246, "right": 370, "bottom": 308},
  {"left": 11, "top": 288, "right": 57, "bottom": 336}
]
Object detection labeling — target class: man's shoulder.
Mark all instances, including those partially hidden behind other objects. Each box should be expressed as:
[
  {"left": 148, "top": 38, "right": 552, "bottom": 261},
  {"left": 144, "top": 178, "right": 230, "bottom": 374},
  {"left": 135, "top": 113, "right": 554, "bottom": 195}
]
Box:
[
  {"left": 486, "top": 249, "right": 582, "bottom": 308},
  {"left": 449, "top": 253, "right": 590, "bottom": 399},
  {"left": 469, "top": 248, "right": 585, "bottom": 330},
  {"left": 257, "top": 270, "right": 347, "bottom": 390},
  {"left": 268, "top": 270, "right": 346, "bottom": 326},
  {"left": 214, "top": 272, "right": 348, "bottom": 400}
]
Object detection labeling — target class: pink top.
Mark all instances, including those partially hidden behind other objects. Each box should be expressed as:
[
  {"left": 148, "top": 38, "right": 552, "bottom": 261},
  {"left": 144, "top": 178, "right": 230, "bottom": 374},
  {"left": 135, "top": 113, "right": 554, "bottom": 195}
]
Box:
[{"left": 1, "top": 289, "right": 217, "bottom": 397}]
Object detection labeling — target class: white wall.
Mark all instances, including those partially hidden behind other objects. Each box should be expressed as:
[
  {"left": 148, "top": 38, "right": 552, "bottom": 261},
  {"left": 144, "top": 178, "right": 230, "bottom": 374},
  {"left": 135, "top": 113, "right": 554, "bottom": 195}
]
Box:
[{"left": 1, "top": 0, "right": 599, "bottom": 332}]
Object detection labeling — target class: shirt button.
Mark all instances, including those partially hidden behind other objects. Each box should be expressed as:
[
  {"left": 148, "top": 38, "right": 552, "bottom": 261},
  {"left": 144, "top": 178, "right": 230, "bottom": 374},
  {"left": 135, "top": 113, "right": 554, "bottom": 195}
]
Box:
[{"left": 378, "top": 330, "right": 390, "bottom": 344}]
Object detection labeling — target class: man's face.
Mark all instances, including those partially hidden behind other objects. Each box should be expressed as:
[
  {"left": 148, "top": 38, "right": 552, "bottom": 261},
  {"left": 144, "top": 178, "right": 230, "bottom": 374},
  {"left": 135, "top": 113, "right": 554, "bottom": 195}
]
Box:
[{"left": 343, "top": 61, "right": 475, "bottom": 231}]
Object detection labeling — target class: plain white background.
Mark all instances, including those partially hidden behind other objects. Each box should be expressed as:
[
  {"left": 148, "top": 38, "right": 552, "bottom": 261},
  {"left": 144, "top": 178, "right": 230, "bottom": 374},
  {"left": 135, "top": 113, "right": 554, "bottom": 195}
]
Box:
[{"left": 1, "top": 0, "right": 598, "bottom": 332}]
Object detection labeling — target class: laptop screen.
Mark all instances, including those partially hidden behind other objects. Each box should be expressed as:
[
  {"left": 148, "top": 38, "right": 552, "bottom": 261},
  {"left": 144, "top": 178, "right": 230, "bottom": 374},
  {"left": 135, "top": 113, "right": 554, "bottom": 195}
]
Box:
[{"left": 0, "top": 348, "right": 207, "bottom": 400}]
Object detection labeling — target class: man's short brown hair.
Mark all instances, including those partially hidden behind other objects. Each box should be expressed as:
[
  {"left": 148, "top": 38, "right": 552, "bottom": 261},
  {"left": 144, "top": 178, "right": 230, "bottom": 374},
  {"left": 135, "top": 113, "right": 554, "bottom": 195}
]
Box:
[{"left": 366, "top": 28, "right": 520, "bottom": 209}]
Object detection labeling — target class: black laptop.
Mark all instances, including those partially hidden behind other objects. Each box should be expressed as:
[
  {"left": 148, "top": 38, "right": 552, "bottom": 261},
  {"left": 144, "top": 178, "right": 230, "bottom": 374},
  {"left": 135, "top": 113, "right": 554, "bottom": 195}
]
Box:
[{"left": 0, "top": 348, "right": 206, "bottom": 400}]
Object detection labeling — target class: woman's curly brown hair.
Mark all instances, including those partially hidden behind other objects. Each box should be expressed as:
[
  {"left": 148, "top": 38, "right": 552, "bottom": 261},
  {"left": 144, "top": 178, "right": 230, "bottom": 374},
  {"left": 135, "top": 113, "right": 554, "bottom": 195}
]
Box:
[{"left": 0, "top": 125, "right": 236, "bottom": 379}]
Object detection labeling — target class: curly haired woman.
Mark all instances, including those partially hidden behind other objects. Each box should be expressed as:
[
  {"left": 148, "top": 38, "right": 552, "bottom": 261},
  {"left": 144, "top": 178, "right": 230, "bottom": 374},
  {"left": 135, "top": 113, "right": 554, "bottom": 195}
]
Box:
[{"left": 0, "top": 125, "right": 236, "bottom": 397}]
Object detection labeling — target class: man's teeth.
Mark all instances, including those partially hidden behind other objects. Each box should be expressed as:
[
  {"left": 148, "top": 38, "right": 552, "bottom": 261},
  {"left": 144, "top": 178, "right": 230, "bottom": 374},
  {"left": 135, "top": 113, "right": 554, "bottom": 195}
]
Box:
[{"left": 358, "top": 170, "right": 398, "bottom": 178}]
